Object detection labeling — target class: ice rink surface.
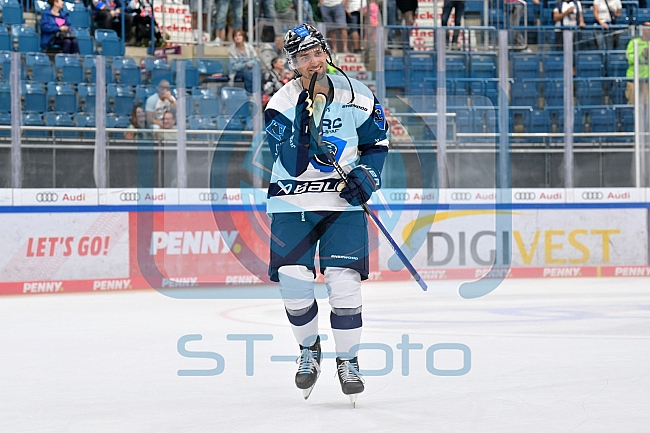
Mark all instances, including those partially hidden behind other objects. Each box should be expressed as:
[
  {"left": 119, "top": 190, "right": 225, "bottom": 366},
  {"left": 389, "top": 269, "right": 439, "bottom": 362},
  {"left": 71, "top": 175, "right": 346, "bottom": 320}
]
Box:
[{"left": 1, "top": 277, "right": 650, "bottom": 432}]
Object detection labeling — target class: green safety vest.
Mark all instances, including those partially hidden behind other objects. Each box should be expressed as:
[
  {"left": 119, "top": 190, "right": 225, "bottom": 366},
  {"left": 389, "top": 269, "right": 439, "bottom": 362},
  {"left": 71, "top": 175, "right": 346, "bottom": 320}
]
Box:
[{"left": 626, "top": 37, "right": 650, "bottom": 79}]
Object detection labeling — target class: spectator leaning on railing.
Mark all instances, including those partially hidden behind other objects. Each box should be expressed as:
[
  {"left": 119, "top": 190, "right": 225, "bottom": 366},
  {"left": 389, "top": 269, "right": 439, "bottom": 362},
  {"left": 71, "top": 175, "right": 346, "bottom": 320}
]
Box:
[
  {"left": 41, "top": 0, "right": 80, "bottom": 54},
  {"left": 625, "top": 23, "right": 650, "bottom": 105},
  {"left": 553, "top": 0, "right": 585, "bottom": 49},
  {"left": 592, "top": 0, "right": 622, "bottom": 51}
]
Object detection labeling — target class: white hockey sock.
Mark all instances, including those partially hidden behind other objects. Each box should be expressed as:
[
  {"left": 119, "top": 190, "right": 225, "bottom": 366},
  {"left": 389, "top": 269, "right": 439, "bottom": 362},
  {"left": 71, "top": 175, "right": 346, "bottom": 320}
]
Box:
[
  {"left": 290, "top": 315, "right": 319, "bottom": 347},
  {"left": 332, "top": 327, "right": 362, "bottom": 360},
  {"left": 286, "top": 302, "right": 320, "bottom": 347}
]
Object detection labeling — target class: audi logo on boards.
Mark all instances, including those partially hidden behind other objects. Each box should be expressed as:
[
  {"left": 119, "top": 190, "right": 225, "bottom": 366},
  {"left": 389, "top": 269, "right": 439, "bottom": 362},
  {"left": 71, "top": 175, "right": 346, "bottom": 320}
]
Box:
[
  {"left": 198, "top": 192, "right": 220, "bottom": 202},
  {"left": 514, "top": 192, "right": 536, "bottom": 200},
  {"left": 119, "top": 192, "right": 141, "bottom": 202},
  {"left": 581, "top": 191, "right": 604, "bottom": 200},
  {"left": 390, "top": 192, "right": 410, "bottom": 201},
  {"left": 36, "top": 192, "right": 59, "bottom": 202},
  {"left": 450, "top": 192, "right": 472, "bottom": 201}
]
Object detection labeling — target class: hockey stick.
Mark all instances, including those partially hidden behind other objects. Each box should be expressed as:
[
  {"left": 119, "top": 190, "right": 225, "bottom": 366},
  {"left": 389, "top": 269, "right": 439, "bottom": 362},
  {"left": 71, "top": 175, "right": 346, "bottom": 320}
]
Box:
[{"left": 307, "top": 74, "right": 428, "bottom": 291}]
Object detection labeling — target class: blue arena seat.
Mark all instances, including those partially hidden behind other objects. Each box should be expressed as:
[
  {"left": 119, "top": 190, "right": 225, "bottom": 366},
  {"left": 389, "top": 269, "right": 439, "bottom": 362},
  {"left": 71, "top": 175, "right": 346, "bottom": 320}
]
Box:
[
  {"left": 0, "top": 82, "right": 10, "bottom": 112},
  {"left": 0, "top": 26, "right": 11, "bottom": 51},
  {"left": 450, "top": 107, "right": 473, "bottom": 139},
  {"left": 172, "top": 59, "right": 199, "bottom": 88},
  {"left": 22, "top": 112, "right": 48, "bottom": 137},
  {"left": 78, "top": 83, "right": 96, "bottom": 113},
  {"left": 12, "top": 25, "right": 39, "bottom": 53},
  {"left": 543, "top": 79, "right": 564, "bottom": 107},
  {"left": 22, "top": 82, "right": 47, "bottom": 113},
  {"left": 94, "top": 29, "right": 124, "bottom": 57},
  {"left": 511, "top": 52, "right": 540, "bottom": 79},
  {"left": 469, "top": 53, "right": 497, "bottom": 79},
  {"left": 197, "top": 58, "right": 229, "bottom": 84},
  {"left": 83, "top": 54, "right": 113, "bottom": 83},
  {"left": 446, "top": 53, "right": 468, "bottom": 79},
  {"left": 2, "top": 0, "right": 24, "bottom": 25},
  {"left": 385, "top": 55, "right": 405, "bottom": 88},
  {"left": 107, "top": 84, "right": 135, "bottom": 116},
  {"left": 106, "top": 114, "right": 131, "bottom": 138},
  {"left": 55, "top": 53, "right": 84, "bottom": 84},
  {"left": 47, "top": 82, "right": 77, "bottom": 113},
  {"left": 588, "top": 106, "right": 616, "bottom": 133},
  {"left": 575, "top": 79, "right": 605, "bottom": 106},
  {"left": 65, "top": 2, "right": 91, "bottom": 29},
  {"left": 75, "top": 112, "right": 96, "bottom": 137},
  {"left": 511, "top": 79, "right": 539, "bottom": 107},
  {"left": 46, "top": 112, "right": 77, "bottom": 137},
  {"left": 72, "top": 29, "right": 94, "bottom": 55},
  {"left": 191, "top": 86, "right": 218, "bottom": 116},
  {"left": 0, "top": 111, "right": 10, "bottom": 136},
  {"left": 529, "top": 109, "right": 550, "bottom": 133},
  {"left": 221, "top": 86, "right": 250, "bottom": 116},
  {"left": 26, "top": 52, "right": 55, "bottom": 83},
  {"left": 635, "top": 8, "right": 650, "bottom": 23},
  {"left": 541, "top": 53, "right": 564, "bottom": 78},
  {"left": 608, "top": 78, "right": 629, "bottom": 104},
  {"left": 407, "top": 52, "right": 435, "bottom": 94},
  {"left": 617, "top": 106, "right": 634, "bottom": 132},
  {"left": 113, "top": 56, "right": 141, "bottom": 86},
  {"left": 607, "top": 51, "right": 628, "bottom": 77},
  {"left": 576, "top": 51, "right": 605, "bottom": 78}
]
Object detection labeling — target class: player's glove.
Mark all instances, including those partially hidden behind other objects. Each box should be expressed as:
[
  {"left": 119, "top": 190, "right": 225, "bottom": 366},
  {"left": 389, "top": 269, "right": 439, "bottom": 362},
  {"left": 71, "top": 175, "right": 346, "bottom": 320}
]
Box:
[
  {"left": 339, "top": 165, "right": 381, "bottom": 206},
  {"left": 294, "top": 89, "right": 313, "bottom": 147}
]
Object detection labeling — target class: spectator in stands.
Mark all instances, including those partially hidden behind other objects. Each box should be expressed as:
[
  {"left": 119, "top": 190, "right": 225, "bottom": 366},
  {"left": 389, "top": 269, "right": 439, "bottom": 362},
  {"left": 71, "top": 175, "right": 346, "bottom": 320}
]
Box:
[
  {"left": 157, "top": 110, "right": 177, "bottom": 187},
  {"left": 259, "top": 34, "right": 285, "bottom": 73},
  {"left": 255, "top": 0, "right": 278, "bottom": 25},
  {"left": 228, "top": 28, "right": 258, "bottom": 93},
  {"left": 262, "top": 56, "right": 290, "bottom": 107},
  {"left": 397, "top": 0, "right": 416, "bottom": 28},
  {"left": 276, "top": 0, "right": 296, "bottom": 21},
  {"left": 508, "top": 0, "right": 539, "bottom": 48},
  {"left": 346, "top": 0, "right": 366, "bottom": 53},
  {"left": 215, "top": 0, "right": 244, "bottom": 43},
  {"left": 94, "top": 0, "right": 134, "bottom": 42},
  {"left": 125, "top": 105, "right": 151, "bottom": 140},
  {"left": 41, "top": 0, "right": 80, "bottom": 54},
  {"left": 625, "top": 23, "right": 650, "bottom": 104},
  {"left": 553, "top": 0, "right": 585, "bottom": 50},
  {"left": 127, "top": 0, "right": 162, "bottom": 47},
  {"left": 441, "top": 0, "right": 464, "bottom": 50},
  {"left": 592, "top": 0, "right": 621, "bottom": 51},
  {"left": 320, "top": 0, "right": 348, "bottom": 53},
  {"left": 145, "top": 79, "right": 178, "bottom": 129}
]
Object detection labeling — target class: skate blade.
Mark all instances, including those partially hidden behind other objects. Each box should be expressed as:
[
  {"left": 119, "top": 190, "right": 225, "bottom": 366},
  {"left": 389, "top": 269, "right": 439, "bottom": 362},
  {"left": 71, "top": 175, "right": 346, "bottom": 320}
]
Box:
[
  {"left": 349, "top": 395, "right": 357, "bottom": 408},
  {"left": 302, "top": 385, "right": 315, "bottom": 400}
]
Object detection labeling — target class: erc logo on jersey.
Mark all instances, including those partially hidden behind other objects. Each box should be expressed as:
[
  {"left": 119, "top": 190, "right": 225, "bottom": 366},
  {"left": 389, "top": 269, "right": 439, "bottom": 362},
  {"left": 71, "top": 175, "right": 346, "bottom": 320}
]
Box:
[
  {"left": 265, "top": 119, "right": 286, "bottom": 141},
  {"left": 310, "top": 136, "right": 347, "bottom": 172},
  {"left": 373, "top": 103, "right": 386, "bottom": 130}
]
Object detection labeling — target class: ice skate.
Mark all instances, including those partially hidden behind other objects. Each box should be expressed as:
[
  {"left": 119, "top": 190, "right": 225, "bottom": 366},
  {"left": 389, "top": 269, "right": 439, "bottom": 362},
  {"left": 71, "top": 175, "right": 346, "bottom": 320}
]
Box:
[
  {"left": 336, "top": 357, "right": 365, "bottom": 407},
  {"left": 295, "top": 336, "right": 322, "bottom": 400}
]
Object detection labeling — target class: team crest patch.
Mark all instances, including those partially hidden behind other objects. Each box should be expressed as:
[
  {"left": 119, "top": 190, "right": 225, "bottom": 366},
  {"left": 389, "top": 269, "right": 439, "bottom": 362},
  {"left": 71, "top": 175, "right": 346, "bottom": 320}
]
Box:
[
  {"left": 373, "top": 103, "right": 386, "bottom": 130},
  {"left": 265, "top": 120, "right": 286, "bottom": 141},
  {"left": 311, "top": 136, "right": 346, "bottom": 172}
]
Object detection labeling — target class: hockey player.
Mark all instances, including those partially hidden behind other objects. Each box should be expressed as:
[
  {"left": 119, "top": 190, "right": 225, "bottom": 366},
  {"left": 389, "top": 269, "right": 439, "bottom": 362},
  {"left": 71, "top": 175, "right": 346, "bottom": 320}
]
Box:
[{"left": 264, "top": 23, "right": 389, "bottom": 405}]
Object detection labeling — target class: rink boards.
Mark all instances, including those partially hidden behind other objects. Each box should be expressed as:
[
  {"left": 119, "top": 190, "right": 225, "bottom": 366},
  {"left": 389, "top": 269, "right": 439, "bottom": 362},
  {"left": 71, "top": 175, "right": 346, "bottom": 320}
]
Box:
[{"left": 0, "top": 187, "right": 649, "bottom": 296}]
